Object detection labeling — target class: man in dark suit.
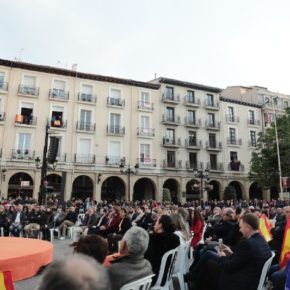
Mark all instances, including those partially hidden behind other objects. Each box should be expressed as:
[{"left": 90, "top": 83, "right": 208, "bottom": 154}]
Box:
[{"left": 195, "top": 213, "right": 272, "bottom": 290}]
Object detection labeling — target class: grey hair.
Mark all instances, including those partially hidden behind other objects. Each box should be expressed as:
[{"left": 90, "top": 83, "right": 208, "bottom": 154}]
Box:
[
  {"left": 123, "top": 226, "right": 149, "bottom": 256},
  {"left": 38, "top": 254, "right": 111, "bottom": 290}
]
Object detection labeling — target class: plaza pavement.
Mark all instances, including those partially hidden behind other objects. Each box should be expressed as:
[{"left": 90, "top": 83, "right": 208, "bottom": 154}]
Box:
[{"left": 15, "top": 238, "right": 74, "bottom": 290}]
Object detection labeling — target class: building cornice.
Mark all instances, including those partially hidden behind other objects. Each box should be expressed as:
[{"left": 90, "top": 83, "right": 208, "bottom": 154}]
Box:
[
  {"left": 0, "top": 58, "right": 160, "bottom": 90},
  {"left": 157, "top": 77, "right": 221, "bottom": 93},
  {"left": 220, "top": 96, "right": 262, "bottom": 108}
]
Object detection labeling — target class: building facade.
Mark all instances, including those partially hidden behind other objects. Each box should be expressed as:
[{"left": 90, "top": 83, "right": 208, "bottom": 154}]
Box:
[{"left": 0, "top": 59, "right": 288, "bottom": 202}]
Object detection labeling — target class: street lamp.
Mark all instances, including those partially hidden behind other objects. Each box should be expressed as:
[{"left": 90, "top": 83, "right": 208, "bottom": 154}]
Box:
[
  {"left": 193, "top": 169, "right": 210, "bottom": 201},
  {"left": 265, "top": 97, "right": 283, "bottom": 198},
  {"left": 35, "top": 124, "right": 58, "bottom": 205},
  {"left": 120, "top": 163, "right": 139, "bottom": 201}
]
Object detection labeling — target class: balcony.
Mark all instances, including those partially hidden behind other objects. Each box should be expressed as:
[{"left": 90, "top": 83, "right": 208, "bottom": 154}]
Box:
[
  {"left": 76, "top": 121, "right": 96, "bottom": 133},
  {"left": 107, "top": 97, "right": 125, "bottom": 107},
  {"left": 12, "top": 149, "right": 35, "bottom": 160},
  {"left": 105, "top": 156, "right": 125, "bottom": 166},
  {"left": 0, "top": 82, "right": 8, "bottom": 91},
  {"left": 205, "top": 120, "right": 221, "bottom": 130},
  {"left": 74, "top": 154, "right": 95, "bottom": 164},
  {"left": 50, "top": 119, "right": 67, "bottom": 129},
  {"left": 57, "top": 153, "right": 67, "bottom": 163},
  {"left": 0, "top": 112, "right": 5, "bottom": 123},
  {"left": 185, "top": 138, "right": 202, "bottom": 149},
  {"left": 206, "top": 141, "right": 222, "bottom": 151},
  {"left": 163, "top": 159, "right": 182, "bottom": 169},
  {"left": 106, "top": 125, "right": 125, "bottom": 136},
  {"left": 49, "top": 89, "right": 69, "bottom": 101},
  {"left": 18, "top": 85, "right": 39, "bottom": 97},
  {"left": 77, "top": 93, "right": 97, "bottom": 104},
  {"left": 186, "top": 161, "right": 204, "bottom": 170},
  {"left": 136, "top": 158, "right": 157, "bottom": 168},
  {"left": 228, "top": 161, "right": 244, "bottom": 172},
  {"left": 137, "top": 101, "right": 154, "bottom": 111},
  {"left": 162, "top": 114, "right": 181, "bottom": 125},
  {"left": 184, "top": 117, "right": 202, "bottom": 128},
  {"left": 162, "top": 94, "right": 180, "bottom": 104},
  {"left": 137, "top": 127, "right": 155, "bottom": 138},
  {"left": 248, "top": 140, "right": 257, "bottom": 148},
  {"left": 248, "top": 119, "right": 260, "bottom": 126},
  {"left": 204, "top": 100, "right": 219, "bottom": 110},
  {"left": 206, "top": 162, "right": 224, "bottom": 172},
  {"left": 162, "top": 137, "right": 181, "bottom": 147},
  {"left": 15, "top": 114, "right": 37, "bottom": 127},
  {"left": 184, "top": 96, "right": 200, "bottom": 107},
  {"left": 225, "top": 114, "right": 240, "bottom": 123},
  {"left": 227, "top": 138, "right": 242, "bottom": 146}
]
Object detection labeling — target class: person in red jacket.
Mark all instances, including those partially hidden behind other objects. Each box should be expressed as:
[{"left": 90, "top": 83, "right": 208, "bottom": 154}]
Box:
[{"left": 191, "top": 208, "right": 205, "bottom": 247}]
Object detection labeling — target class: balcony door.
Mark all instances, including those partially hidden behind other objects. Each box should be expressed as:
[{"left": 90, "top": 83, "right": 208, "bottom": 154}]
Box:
[
  {"left": 110, "top": 113, "right": 121, "bottom": 133},
  {"left": 80, "top": 110, "right": 92, "bottom": 130},
  {"left": 108, "top": 141, "right": 121, "bottom": 164}
]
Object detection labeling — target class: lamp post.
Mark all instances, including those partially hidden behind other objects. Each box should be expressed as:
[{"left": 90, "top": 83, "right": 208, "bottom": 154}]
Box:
[
  {"left": 120, "top": 163, "right": 139, "bottom": 201},
  {"left": 35, "top": 124, "right": 58, "bottom": 205},
  {"left": 193, "top": 169, "right": 210, "bottom": 201}
]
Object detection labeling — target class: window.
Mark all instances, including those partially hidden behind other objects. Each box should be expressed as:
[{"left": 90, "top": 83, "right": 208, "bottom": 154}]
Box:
[
  {"left": 165, "top": 128, "right": 175, "bottom": 144},
  {"left": 284, "top": 100, "right": 289, "bottom": 108},
  {"left": 230, "top": 151, "right": 239, "bottom": 171},
  {"left": 140, "top": 91, "right": 150, "bottom": 106},
  {"left": 189, "top": 152, "right": 197, "bottom": 169},
  {"left": 110, "top": 113, "right": 121, "bottom": 133},
  {"left": 108, "top": 141, "right": 121, "bottom": 164},
  {"left": 207, "top": 94, "right": 214, "bottom": 106},
  {"left": 22, "top": 75, "right": 36, "bottom": 94},
  {"left": 249, "top": 110, "right": 255, "bottom": 125},
  {"left": 140, "top": 144, "right": 150, "bottom": 163},
  {"left": 77, "top": 139, "right": 91, "bottom": 162},
  {"left": 210, "top": 154, "right": 217, "bottom": 170},
  {"left": 19, "top": 102, "right": 34, "bottom": 125},
  {"left": 209, "top": 133, "right": 216, "bottom": 148},
  {"left": 140, "top": 116, "right": 150, "bottom": 131},
  {"left": 51, "top": 106, "right": 64, "bottom": 127},
  {"left": 53, "top": 80, "right": 65, "bottom": 98},
  {"left": 228, "top": 106, "right": 234, "bottom": 122},
  {"left": 80, "top": 110, "right": 92, "bottom": 130},
  {"left": 188, "top": 110, "right": 196, "bottom": 124},
  {"left": 166, "top": 107, "right": 174, "bottom": 122},
  {"left": 167, "top": 151, "right": 175, "bottom": 167},
  {"left": 187, "top": 90, "right": 195, "bottom": 103},
  {"left": 208, "top": 113, "right": 215, "bottom": 126},
  {"left": 229, "top": 128, "right": 236, "bottom": 144},
  {"left": 18, "top": 133, "right": 31, "bottom": 150},
  {"left": 188, "top": 131, "right": 197, "bottom": 146},
  {"left": 250, "top": 131, "right": 256, "bottom": 147},
  {"left": 165, "top": 87, "right": 174, "bottom": 100},
  {"left": 0, "top": 72, "right": 4, "bottom": 88},
  {"left": 80, "top": 85, "right": 93, "bottom": 101}
]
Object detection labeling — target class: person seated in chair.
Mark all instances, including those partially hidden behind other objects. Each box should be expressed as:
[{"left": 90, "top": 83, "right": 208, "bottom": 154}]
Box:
[
  {"left": 108, "top": 226, "right": 153, "bottom": 290},
  {"left": 9, "top": 204, "right": 26, "bottom": 237},
  {"left": 59, "top": 206, "right": 78, "bottom": 240}
]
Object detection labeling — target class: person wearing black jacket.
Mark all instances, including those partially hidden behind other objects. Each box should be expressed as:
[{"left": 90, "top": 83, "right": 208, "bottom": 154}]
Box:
[
  {"left": 0, "top": 205, "right": 9, "bottom": 236},
  {"left": 41, "top": 207, "right": 55, "bottom": 241},
  {"left": 59, "top": 207, "right": 78, "bottom": 239}
]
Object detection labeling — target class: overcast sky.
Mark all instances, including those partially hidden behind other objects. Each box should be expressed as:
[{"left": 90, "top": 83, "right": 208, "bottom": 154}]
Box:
[{"left": 2, "top": 0, "right": 290, "bottom": 93}]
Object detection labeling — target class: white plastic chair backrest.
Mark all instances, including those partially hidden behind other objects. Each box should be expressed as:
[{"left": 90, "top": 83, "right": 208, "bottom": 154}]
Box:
[
  {"left": 256, "top": 251, "right": 275, "bottom": 290},
  {"left": 174, "top": 240, "right": 191, "bottom": 274},
  {"left": 198, "top": 223, "right": 207, "bottom": 245},
  {"left": 77, "top": 214, "right": 85, "bottom": 226},
  {"left": 119, "top": 274, "right": 155, "bottom": 290},
  {"left": 154, "top": 248, "right": 178, "bottom": 288}
]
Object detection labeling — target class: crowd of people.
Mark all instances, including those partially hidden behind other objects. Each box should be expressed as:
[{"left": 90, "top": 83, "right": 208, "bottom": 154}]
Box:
[{"left": 0, "top": 195, "right": 290, "bottom": 290}]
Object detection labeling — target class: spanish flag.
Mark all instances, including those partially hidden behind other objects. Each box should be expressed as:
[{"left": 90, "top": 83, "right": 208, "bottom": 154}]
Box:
[
  {"left": 0, "top": 271, "right": 14, "bottom": 290},
  {"left": 259, "top": 214, "right": 272, "bottom": 242},
  {"left": 280, "top": 218, "right": 290, "bottom": 269}
]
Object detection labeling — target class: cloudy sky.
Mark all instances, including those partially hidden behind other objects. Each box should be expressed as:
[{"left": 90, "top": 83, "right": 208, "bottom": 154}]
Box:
[{"left": 2, "top": 0, "right": 290, "bottom": 93}]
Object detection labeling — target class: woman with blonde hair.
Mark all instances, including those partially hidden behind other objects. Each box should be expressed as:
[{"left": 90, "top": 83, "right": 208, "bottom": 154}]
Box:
[{"left": 171, "top": 213, "right": 191, "bottom": 243}]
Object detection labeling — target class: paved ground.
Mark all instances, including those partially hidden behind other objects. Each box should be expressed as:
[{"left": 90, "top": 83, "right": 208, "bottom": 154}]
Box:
[{"left": 15, "top": 238, "right": 74, "bottom": 290}]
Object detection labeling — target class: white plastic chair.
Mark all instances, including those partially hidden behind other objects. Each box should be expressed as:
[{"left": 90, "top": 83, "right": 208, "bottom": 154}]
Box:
[
  {"left": 256, "top": 251, "right": 275, "bottom": 290},
  {"left": 49, "top": 228, "right": 61, "bottom": 241},
  {"left": 172, "top": 240, "right": 191, "bottom": 290},
  {"left": 119, "top": 274, "right": 155, "bottom": 290},
  {"left": 151, "top": 247, "right": 179, "bottom": 290},
  {"left": 198, "top": 223, "right": 207, "bottom": 245}
]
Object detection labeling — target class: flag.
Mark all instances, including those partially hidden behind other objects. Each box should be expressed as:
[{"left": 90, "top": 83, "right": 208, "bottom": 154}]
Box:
[
  {"left": 0, "top": 271, "right": 15, "bottom": 290},
  {"left": 280, "top": 218, "right": 290, "bottom": 269},
  {"left": 259, "top": 214, "right": 272, "bottom": 242}
]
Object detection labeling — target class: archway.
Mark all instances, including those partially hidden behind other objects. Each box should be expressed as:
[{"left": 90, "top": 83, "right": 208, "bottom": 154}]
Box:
[
  {"left": 8, "top": 172, "right": 34, "bottom": 198},
  {"left": 101, "top": 176, "right": 125, "bottom": 201},
  {"left": 163, "top": 179, "right": 179, "bottom": 203},
  {"left": 207, "top": 180, "right": 220, "bottom": 200},
  {"left": 228, "top": 181, "right": 243, "bottom": 200},
  {"left": 72, "top": 175, "right": 93, "bottom": 200},
  {"left": 249, "top": 182, "right": 263, "bottom": 199},
  {"left": 185, "top": 179, "right": 200, "bottom": 201},
  {"left": 45, "top": 174, "right": 62, "bottom": 198},
  {"left": 133, "top": 178, "right": 155, "bottom": 201}
]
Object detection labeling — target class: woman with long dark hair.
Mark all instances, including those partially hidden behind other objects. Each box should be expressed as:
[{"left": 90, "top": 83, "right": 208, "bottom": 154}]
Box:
[{"left": 191, "top": 208, "right": 204, "bottom": 247}]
